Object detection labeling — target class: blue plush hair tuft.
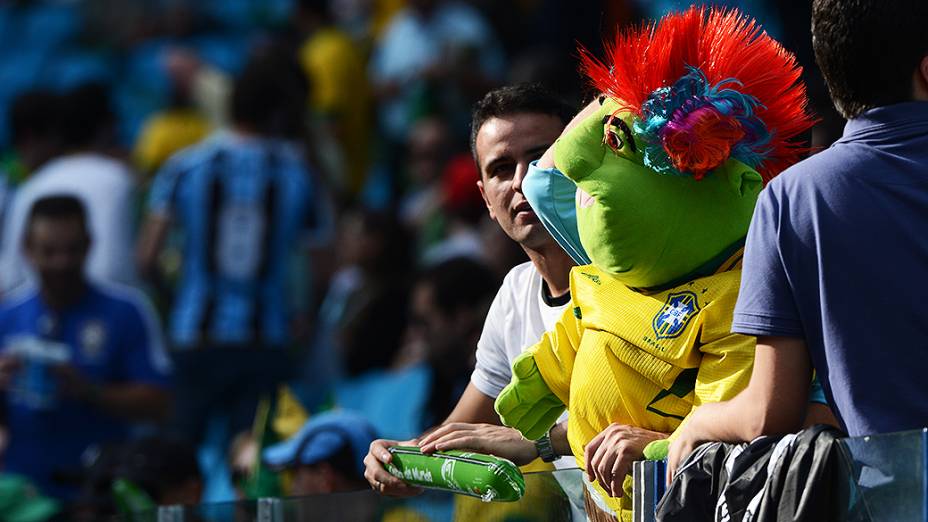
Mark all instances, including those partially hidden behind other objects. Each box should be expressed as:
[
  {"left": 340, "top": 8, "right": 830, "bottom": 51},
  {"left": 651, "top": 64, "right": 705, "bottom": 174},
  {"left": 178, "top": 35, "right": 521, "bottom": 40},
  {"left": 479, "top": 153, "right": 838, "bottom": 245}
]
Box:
[{"left": 633, "top": 66, "right": 773, "bottom": 177}]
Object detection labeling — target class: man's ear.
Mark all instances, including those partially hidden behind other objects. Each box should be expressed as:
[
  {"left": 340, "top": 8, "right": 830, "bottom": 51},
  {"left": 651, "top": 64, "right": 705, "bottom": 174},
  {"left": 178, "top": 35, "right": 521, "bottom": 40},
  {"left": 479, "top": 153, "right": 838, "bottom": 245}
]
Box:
[
  {"left": 915, "top": 55, "right": 928, "bottom": 101},
  {"left": 476, "top": 179, "right": 496, "bottom": 221}
]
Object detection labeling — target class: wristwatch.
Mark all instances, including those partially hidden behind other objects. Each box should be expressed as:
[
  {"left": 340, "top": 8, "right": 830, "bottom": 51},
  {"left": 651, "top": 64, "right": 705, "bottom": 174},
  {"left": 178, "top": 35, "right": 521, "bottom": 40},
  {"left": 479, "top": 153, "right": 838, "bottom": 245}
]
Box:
[{"left": 533, "top": 429, "right": 557, "bottom": 463}]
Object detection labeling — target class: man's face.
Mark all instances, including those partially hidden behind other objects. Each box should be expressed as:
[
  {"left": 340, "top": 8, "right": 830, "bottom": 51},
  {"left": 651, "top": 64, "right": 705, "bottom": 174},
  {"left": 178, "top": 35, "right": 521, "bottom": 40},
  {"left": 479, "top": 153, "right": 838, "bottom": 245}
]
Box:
[
  {"left": 475, "top": 113, "right": 565, "bottom": 250},
  {"left": 24, "top": 217, "right": 89, "bottom": 296}
]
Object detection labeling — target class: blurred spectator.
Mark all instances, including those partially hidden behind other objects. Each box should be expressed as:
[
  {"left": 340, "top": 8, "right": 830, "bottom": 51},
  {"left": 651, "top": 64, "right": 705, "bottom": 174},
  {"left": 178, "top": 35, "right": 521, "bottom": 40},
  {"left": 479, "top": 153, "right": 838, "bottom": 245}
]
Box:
[
  {"left": 295, "top": 0, "right": 373, "bottom": 199},
  {"left": 263, "top": 410, "right": 377, "bottom": 495},
  {"left": 336, "top": 257, "right": 496, "bottom": 440},
  {"left": 73, "top": 436, "right": 201, "bottom": 520},
  {"left": 0, "top": 83, "right": 139, "bottom": 297},
  {"left": 136, "top": 48, "right": 332, "bottom": 452},
  {"left": 421, "top": 154, "right": 486, "bottom": 265},
  {"left": 0, "top": 196, "right": 171, "bottom": 499},
  {"left": 114, "top": 436, "right": 203, "bottom": 506},
  {"left": 369, "top": 0, "right": 505, "bottom": 143},
  {"left": 399, "top": 117, "right": 452, "bottom": 244},
  {"left": 132, "top": 49, "right": 212, "bottom": 177},
  {"left": 404, "top": 257, "right": 498, "bottom": 426},
  {"left": 327, "top": 209, "right": 412, "bottom": 378}
]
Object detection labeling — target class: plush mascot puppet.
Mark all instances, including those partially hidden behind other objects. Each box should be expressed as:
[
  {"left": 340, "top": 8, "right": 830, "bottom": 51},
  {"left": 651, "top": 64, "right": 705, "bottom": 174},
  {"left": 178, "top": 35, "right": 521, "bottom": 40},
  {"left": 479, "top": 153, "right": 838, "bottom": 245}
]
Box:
[{"left": 495, "top": 7, "right": 814, "bottom": 519}]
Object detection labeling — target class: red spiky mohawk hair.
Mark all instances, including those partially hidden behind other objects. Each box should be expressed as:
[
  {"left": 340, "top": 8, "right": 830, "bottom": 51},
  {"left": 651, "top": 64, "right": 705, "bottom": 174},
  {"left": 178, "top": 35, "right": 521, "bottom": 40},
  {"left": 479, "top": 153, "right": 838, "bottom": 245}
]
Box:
[{"left": 580, "top": 6, "right": 815, "bottom": 182}]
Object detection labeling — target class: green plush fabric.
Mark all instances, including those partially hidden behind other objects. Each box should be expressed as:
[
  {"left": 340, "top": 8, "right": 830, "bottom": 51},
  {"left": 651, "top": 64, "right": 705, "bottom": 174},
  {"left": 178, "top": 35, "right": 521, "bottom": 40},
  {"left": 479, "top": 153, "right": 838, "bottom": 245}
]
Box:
[
  {"left": 553, "top": 99, "right": 762, "bottom": 289},
  {"left": 495, "top": 351, "right": 566, "bottom": 441}
]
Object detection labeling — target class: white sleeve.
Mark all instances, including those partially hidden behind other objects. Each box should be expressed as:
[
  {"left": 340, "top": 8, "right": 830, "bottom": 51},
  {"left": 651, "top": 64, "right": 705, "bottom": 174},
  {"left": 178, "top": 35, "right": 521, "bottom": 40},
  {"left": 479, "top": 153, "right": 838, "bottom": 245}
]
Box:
[
  {"left": 86, "top": 172, "right": 138, "bottom": 286},
  {"left": 470, "top": 279, "right": 514, "bottom": 399}
]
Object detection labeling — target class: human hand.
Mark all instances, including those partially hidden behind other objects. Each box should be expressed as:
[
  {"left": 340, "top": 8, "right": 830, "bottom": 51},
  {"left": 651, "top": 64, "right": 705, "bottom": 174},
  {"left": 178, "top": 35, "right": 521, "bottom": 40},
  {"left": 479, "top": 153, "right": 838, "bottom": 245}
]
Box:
[
  {"left": 363, "top": 439, "right": 425, "bottom": 498},
  {"left": 494, "top": 351, "right": 564, "bottom": 440},
  {"left": 417, "top": 423, "right": 538, "bottom": 466},
  {"left": 666, "top": 409, "right": 710, "bottom": 486},
  {"left": 584, "top": 423, "right": 667, "bottom": 498},
  {"left": 0, "top": 355, "right": 21, "bottom": 390}
]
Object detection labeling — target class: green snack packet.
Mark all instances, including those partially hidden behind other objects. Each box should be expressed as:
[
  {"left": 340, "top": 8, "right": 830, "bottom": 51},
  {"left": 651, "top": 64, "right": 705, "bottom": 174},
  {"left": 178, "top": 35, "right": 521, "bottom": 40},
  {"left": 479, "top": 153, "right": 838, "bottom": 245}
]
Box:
[{"left": 386, "top": 446, "right": 525, "bottom": 502}]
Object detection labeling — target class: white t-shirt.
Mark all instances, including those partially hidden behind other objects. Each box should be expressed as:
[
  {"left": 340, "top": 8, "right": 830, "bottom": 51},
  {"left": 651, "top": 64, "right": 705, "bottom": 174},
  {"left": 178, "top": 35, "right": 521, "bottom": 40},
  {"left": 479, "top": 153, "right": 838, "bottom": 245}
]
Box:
[
  {"left": 471, "top": 261, "right": 573, "bottom": 468},
  {"left": 471, "top": 261, "right": 570, "bottom": 397},
  {"left": 0, "top": 154, "right": 138, "bottom": 296}
]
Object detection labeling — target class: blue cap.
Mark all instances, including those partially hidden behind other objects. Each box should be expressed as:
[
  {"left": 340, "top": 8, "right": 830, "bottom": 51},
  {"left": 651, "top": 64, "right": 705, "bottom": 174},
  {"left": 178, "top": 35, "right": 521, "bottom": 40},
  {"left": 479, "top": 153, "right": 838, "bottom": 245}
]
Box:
[{"left": 262, "top": 411, "right": 378, "bottom": 477}]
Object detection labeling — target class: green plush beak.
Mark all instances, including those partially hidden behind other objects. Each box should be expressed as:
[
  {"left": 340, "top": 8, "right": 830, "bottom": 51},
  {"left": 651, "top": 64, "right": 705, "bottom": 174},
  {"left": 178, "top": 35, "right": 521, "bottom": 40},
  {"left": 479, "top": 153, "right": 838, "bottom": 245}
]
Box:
[{"left": 553, "top": 99, "right": 762, "bottom": 289}]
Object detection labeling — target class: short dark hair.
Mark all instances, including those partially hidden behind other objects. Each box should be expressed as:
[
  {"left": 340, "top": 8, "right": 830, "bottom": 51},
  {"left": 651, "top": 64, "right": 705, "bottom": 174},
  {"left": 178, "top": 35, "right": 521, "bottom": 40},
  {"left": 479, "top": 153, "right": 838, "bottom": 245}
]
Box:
[
  {"left": 812, "top": 0, "right": 928, "bottom": 119},
  {"left": 231, "top": 46, "right": 309, "bottom": 138},
  {"left": 27, "top": 195, "right": 87, "bottom": 230},
  {"left": 469, "top": 83, "right": 575, "bottom": 162}
]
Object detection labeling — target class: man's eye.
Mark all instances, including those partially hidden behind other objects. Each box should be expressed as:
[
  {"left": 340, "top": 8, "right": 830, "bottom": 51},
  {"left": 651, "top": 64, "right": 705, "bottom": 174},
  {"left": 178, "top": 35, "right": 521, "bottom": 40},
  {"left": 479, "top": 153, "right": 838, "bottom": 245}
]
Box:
[{"left": 491, "top": 164, "right": 515, "bottom": 178}]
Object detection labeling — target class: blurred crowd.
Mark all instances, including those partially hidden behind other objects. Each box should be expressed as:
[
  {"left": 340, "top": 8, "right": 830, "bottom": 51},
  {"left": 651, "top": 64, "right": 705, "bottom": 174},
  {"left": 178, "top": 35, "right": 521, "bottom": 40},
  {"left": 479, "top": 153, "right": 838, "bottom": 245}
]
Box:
[{"left": 0, "top": 0, "right": 844, "bottom": 520}]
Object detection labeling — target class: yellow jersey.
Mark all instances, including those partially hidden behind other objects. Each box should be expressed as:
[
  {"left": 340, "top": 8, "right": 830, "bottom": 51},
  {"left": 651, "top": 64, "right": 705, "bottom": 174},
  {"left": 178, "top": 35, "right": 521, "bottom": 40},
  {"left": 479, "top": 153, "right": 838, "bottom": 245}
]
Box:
[{"left": 529, "top": 253, "right": 754, "bottom": 517}]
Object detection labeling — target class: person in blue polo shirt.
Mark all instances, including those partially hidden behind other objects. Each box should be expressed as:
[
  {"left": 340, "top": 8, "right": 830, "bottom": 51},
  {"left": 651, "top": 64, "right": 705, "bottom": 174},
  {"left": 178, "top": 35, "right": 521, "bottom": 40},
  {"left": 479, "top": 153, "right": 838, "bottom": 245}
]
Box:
[
  {"left": 668, "top": 0, "right": 928, "bottom": 475},
  {"left": 0, "top": 195, "right": 171, "bottom": 499}
]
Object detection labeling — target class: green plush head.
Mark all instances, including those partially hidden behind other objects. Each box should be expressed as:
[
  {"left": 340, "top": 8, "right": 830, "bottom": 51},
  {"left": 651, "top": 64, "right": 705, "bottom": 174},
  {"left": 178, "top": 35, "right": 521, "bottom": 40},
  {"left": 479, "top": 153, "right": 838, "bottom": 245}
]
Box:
[{"left": 553, "top": 98, "right": 762, "bottom": 289}]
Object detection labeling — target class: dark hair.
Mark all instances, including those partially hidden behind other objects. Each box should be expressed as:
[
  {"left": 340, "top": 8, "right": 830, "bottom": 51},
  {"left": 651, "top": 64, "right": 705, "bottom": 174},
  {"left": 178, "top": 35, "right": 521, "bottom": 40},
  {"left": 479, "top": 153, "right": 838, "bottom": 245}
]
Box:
[
  {"left": 59, "top": 82, "right": 115, "bottom": 150},
  {"left": 418, "top": 257, "right": 499, "bottom": 316},
  {"left": 469, "top": 83, "right": 575, "bottom": 161},
  {"left": 812, "top": 0, "right": 928, "bottom": 118},
  {"left": 9, "top": 89, "right": 60, "bottom": 147},
  {"left": 28, "top": 195, "right": 87, "bottom": 229},
  {"left": 231, "top": 46, "right": 309, "bottom": 138}
]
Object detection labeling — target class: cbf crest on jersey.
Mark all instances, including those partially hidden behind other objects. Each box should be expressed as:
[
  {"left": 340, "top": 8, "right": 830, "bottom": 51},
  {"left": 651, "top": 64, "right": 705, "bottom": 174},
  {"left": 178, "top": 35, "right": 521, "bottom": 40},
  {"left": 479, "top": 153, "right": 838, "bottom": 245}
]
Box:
[{"left": 652, "top": 291, "right": 700, "bottom": 339}]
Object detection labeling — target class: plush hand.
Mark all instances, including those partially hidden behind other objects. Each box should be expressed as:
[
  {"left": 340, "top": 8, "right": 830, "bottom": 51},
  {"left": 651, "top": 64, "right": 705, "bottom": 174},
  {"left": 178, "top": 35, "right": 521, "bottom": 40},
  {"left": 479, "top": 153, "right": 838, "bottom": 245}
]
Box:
[{"left": 494, "top": 351, "right": 565, "bottom": 440}]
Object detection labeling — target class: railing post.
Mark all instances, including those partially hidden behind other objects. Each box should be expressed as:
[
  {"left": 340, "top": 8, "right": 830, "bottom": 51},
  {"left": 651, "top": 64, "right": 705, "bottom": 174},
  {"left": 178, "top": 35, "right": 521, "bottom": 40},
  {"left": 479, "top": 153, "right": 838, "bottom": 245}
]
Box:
[
  {"left": 633, "top": 460, "right": 665, "bottom": 522},
  {"left": 257, "top": 497, "right": 283, "bottom": 522},
  {"left": 156, "top": 505, "right": 184, "bottom": 522}
]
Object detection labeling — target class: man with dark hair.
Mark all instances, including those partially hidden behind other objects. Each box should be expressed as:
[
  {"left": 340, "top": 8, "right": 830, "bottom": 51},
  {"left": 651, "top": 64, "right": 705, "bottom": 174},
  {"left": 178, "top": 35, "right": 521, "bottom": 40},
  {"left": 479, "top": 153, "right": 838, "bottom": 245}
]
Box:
[
  {"left": 0, "top": 195, "right": 171, "bottom": 498},
  {"left": 0, "top": 83, "right": 138, "bottom": 296},
  {"left": 669, "top": 0, "right": 928, "bottom": 472},
  {"left": 468, "top": 83, "right": 577, "bottom": 163},
  {"left": 364, "top": 84, "right": 579, "bottom": 496},
  {"left": 136, "top": 48, "right": 332, "bottom": 451}
]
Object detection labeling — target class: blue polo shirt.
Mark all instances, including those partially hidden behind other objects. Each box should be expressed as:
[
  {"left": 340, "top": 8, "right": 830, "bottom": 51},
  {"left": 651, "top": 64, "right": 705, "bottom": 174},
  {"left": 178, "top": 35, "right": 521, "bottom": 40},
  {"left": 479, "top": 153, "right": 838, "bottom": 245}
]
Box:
[
  {"left": 0, "top": 283, "right": 171, "bottom": 498},
  {"left": 733, "top": 102, "right": 928, "bottom": 436}
]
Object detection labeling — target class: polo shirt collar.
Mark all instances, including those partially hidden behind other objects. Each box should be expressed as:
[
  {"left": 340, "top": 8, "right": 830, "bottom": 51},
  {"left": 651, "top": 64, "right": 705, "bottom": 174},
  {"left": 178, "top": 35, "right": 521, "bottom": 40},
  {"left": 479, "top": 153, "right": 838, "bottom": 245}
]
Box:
[{"left": 840, "top": 101, "right": 928, "bottom": 143}]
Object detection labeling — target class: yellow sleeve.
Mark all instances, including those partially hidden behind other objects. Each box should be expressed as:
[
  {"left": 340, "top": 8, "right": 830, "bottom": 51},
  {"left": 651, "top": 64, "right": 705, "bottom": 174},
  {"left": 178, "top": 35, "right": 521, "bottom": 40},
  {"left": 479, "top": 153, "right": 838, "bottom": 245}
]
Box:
[{"left": 530, "top": 302, "right": 584, "bottom": 406}]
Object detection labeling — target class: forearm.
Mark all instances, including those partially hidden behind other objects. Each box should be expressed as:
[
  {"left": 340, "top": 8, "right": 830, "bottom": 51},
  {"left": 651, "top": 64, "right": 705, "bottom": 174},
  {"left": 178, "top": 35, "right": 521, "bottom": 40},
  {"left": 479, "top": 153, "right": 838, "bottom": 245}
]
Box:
[
  {"left": 684, "top": 384, "right": 807, "bottom": 448},
  {"left": 442, "top": 382, "right": 503, "bottom": 426}
]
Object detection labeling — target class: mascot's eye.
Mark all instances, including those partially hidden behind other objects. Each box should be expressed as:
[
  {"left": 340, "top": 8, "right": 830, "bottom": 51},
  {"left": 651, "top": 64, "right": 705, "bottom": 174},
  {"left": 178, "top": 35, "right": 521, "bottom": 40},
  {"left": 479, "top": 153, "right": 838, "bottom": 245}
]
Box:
[{"left": 601, "top": 113, "right": 638, "bottom": 154}]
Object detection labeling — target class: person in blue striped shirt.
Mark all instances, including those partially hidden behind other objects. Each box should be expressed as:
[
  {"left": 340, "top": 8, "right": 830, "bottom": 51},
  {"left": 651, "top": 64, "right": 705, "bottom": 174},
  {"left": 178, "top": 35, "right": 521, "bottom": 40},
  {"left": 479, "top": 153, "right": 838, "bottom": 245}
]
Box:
[{"left": 136, "top": 48, "right": 332, "bottom": 447}]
